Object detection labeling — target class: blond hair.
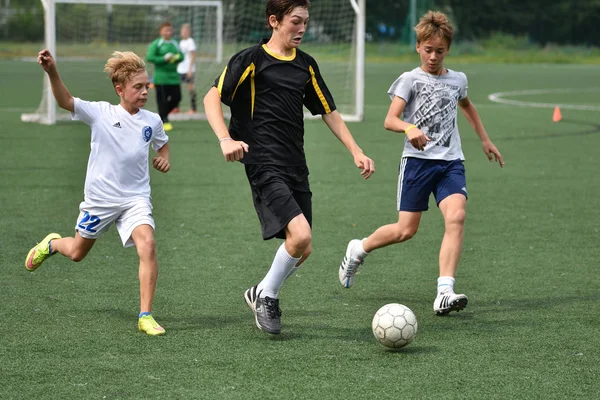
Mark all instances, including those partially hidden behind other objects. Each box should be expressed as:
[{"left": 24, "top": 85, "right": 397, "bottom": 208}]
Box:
[
  {"left": 104, "top": 51, "right": 146, "bottom": 87},
  {"left": 414, "top": 11, "right": 454, "bottom": 47}
]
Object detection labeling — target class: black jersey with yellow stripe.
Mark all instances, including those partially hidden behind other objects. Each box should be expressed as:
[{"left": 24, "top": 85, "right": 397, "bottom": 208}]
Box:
[{"left": 214, "top": 39, "right": 336, "bottom": 166}]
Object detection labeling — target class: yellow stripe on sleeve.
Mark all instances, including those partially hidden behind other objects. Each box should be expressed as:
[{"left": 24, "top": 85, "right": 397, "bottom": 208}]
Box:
[
  {"left": 232, "top": 63, "right": 255, "bottom": 101},
  {"left": 250, "top": 66, "right": 255, "bottom": 119},
  {"left": 309, "top": 65, "right": 331, "bottom": 114},
  {"left": 217, "top": 66, "right": 227, "bottom": 96}
]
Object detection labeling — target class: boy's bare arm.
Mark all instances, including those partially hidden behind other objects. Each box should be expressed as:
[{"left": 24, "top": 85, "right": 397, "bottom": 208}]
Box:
[
  {"left": 322, "top": 110, "right": 375, "bottom": 179},
  {"left": 204, "top": 87, "right": 249, "bottom": 162},
  {"left": 459, "top": 97, "right": 504, "bottom": 167},
  {"left": 153, "top": 143, "right": 171, "bottom": 173},
  {"left": 37, "top": 49, "right": 74, "bottom": 112},
  {"left": 187, "top": 51, "right": 196, "bottom": 78},
  {"left": 458, "top": 97, "right": 490, "bottom": 141},
  {"left": 385, "top": 96, "right": 431, "bottom": 151}
]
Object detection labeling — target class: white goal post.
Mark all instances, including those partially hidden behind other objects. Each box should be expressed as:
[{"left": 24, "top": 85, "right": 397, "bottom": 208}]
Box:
[{"left": 22, "top": 0, "right": 365, "bottom": 124}]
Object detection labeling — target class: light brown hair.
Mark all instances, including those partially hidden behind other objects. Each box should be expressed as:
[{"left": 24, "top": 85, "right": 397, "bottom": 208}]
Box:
[
  {"left": 104, "top": 51, "right": 146, "bottom": 87},
  {"left": 414, "top": 11, "right": 454, "bottom": 47}
]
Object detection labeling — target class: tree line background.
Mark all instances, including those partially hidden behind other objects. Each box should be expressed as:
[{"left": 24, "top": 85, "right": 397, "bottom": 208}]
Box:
[{"left": 1, "top": 0, "right": 598, "bottom": 47}]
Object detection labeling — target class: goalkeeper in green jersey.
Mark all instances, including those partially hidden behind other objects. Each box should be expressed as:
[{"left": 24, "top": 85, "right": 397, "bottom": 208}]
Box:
[{"left": 146, "top": 22, "right": 184, "bottom": 132}]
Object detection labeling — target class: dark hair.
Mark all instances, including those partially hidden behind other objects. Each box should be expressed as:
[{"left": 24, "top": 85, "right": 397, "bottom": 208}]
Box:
[
  {"left": 159, "top": 22, "right": 172, "bottom": 30},
  {"left": 265, "top": 0, "right": 310, "bottom": 30}
]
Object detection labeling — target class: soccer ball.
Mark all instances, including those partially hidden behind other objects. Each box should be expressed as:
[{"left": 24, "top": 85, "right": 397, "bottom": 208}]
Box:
[{"left": 372, "top": 303, "right": 418, "bottom": 349}]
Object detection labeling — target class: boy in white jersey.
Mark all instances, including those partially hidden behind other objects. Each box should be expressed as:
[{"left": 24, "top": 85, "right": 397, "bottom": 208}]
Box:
[
  {"left": 338, "top": 11, "right": 504, "bottom": 315},
  {"left": 177, "top": 23, "right": 198, "bottom": 114},
  {"left": 26, "top": 49, "right": 171, "bottom": 335}
]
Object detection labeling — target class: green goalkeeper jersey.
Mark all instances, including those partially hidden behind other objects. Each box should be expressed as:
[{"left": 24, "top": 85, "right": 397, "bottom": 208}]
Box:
[{"left": 146, "top": 38, "right": 184, "bottom": 85}]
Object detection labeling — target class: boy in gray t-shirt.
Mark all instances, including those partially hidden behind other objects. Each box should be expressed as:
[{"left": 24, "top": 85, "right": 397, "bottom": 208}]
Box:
[{"left": 338, "top": 10, "right": 503, "bottom": 315}]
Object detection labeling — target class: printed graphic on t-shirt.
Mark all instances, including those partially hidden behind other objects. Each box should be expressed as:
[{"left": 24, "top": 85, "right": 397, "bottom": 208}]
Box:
[{"left": 412, "top": 80, "right": 461, "bottom": 148}]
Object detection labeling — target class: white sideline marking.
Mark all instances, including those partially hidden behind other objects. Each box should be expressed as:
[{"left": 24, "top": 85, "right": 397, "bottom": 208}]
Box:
[
  {"left": 488, "top": 88, "right": 600, "bottom": 111},
  {"left": 1, "top": 108, "right": 32, "bottom": 113}
]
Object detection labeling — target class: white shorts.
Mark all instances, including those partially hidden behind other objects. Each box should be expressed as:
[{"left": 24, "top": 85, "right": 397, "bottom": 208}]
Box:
[{"left": 74, "top": 199, "right": 155, "bottom": 248}]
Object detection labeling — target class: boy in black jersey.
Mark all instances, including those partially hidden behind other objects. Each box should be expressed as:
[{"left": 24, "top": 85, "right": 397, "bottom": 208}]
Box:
[{"left": 204, "top": 0, "right": 375, "bottom": 334}]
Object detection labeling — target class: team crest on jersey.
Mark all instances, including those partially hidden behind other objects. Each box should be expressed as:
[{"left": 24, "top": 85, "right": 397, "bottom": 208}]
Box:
[{"left": 142, "top": 126, "right": 153, "bottom": 142}]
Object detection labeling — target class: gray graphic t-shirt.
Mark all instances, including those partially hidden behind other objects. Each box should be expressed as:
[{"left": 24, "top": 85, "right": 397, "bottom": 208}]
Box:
[{"left": 388, "top": 67, "right": 468, "bottom": 161}]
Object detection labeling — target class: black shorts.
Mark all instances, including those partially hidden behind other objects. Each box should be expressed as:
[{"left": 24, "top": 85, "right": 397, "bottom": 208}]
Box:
[{"left": 245, "top": 164, "right": 312, "bottom": 240}]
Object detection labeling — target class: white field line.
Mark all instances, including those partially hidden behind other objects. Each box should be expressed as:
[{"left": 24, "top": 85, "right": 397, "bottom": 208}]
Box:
[
  {"left": 488, "top": 88, "right": 600, "bottom": 111},
  {"left": 1, "top": 108, "right": 35, "bottom": 113}
]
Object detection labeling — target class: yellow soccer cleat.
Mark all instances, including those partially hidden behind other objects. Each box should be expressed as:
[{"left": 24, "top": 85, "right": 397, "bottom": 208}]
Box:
[
  {"left": 163, "top": 122, "right": 173, "bottom": 132},
  {"left": 138, "top": 315, "right": 166, "bottom": 336},
  {"left": 25, "top": 233, "right": 61, "bottom": 271}
]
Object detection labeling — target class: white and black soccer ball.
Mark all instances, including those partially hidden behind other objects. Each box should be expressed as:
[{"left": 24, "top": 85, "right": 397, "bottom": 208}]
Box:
[{"left": 372, "top": 303, "right": 418, "bottom": 349}]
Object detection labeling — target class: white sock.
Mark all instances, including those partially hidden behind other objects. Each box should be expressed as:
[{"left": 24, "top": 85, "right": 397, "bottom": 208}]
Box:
[
  {"left": 351, "top": 238, "right": 369, "bottom": 259},
  {"left": 437, "top": 276, "right": 455, "bottom": 295},
  {"left": 285, "top": 266, "right": 300, "bottom": 281},
  {"left": 257, "top": 243, "right": 300, "bottom": 299}
]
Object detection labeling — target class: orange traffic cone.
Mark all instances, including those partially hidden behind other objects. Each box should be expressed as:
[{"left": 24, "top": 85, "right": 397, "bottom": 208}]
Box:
[{"left": 552, "top": 106, "right": 562, "bottom": 122}]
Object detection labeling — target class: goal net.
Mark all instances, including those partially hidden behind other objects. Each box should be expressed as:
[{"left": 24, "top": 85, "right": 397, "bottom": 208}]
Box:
[{"left": 22, "top": 0, "right": 365, "bottom": 124}]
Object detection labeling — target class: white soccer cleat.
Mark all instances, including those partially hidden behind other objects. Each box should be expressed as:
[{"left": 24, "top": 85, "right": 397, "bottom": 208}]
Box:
[
  {"left": 434, "top": 292, "right": 468, "bottom": 315},
  {"left": 338, "top": 239, "right": 365, "bottom": 288}
]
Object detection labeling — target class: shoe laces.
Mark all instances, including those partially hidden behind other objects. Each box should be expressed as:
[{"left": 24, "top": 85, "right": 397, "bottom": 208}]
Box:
[
  {"left": 344, "top": 257, "right": 363, "bottom": 277},
  {"left": 263, "top": 297, "right": 282, "bottom": 319},
  {"left": 32, "top": 243, "right": 51, "bottom": 264}
]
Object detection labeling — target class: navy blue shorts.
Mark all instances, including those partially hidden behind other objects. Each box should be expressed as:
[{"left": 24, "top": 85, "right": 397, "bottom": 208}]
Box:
[{"left": 397, "top": 157, "right": 467, "bottom": 212}]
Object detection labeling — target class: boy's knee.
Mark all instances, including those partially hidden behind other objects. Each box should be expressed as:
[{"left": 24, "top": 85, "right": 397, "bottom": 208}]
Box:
[
  {"left": 294, "top": 232, "right": 312, "bottom": 252},
  {"left": 446, "top": 209, "right": 466, "bottom": 226},
  {"left": 136, "top": 237, "right": 157, "bottom": 258},
  {"left": 392, "top": 225, "right": 418, "bottom": 243},
  {"left": 287, "top": 231, "right": 311, "bottom": 255},
  {"left": 69, "top": 250, "right": 87, "bottom": 262},
  {"left": 302, "top": 243, "right": 313, "bottom": 259}
]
